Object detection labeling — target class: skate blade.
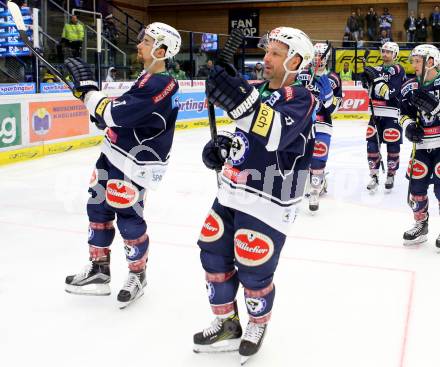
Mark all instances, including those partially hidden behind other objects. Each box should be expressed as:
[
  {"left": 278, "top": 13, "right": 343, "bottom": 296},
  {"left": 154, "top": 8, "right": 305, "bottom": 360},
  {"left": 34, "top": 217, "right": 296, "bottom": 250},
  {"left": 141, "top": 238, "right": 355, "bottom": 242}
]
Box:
[
  {"left": 403, "top": 235, "right": 428, "bottom": 247},
  {"left": 193, "top": 338, "right": 241, "bottom": 353},
  {"left": 65, "top": 283, "right": 111, "bottom": 296},
  {"left": 240, "top": 355, "right": 251, "bottom": 365},
  {"left": 367, "top": 187, "right": 378, "bottom": 194},
  {"left": 118, "top": 288, "right": 145, "bottom": 310}
]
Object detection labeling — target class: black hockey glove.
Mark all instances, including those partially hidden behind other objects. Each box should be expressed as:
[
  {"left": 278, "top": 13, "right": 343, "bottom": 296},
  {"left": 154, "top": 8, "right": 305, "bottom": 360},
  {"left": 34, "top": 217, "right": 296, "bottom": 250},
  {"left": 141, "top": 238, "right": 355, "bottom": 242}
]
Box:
[
  {"left": 90, "top": 115, "right": 106, "bottom": 130},
  {"left": 361, "top": 66, "right": 384, "bottom": 89},
  {"left": 65, "top": 57, "right": 99, "bottom": 100},
  {"left": 405, "top": 122, "right": 424, "bottom": 143},
  {"left": 206, "top": 65, "right": 260, "bottom": 120},
  {"left": 409, "top": 89, "right": 440, "bottom": 116},
  {"left": 202, "top": 132, "right": 233, "bottom": 171}
]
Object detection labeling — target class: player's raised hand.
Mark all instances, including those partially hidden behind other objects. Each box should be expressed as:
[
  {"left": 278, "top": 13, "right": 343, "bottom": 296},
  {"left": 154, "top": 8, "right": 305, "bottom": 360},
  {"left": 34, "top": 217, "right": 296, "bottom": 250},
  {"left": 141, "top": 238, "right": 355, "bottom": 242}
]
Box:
[{"left": 64, "top": 57, "right": 99, "bottom": 100}]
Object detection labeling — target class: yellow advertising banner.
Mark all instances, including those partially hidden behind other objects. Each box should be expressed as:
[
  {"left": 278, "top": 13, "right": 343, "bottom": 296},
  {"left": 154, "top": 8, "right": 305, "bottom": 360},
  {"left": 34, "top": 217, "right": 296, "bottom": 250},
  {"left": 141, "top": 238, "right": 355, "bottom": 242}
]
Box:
[{"left": 335, "top": 49, "right": 414, "bottom": 74}]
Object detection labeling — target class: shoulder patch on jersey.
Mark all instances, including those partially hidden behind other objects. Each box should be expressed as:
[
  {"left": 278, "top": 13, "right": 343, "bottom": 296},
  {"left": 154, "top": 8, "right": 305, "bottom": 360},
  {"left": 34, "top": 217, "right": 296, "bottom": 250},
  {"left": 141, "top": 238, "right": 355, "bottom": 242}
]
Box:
[
  {"left": 138, "top": 73, "right": 152, "bottom": 88},
  {"left": 407, "top": 159, "right": 429, "bottom": 179},
  {"left": 199, "top": 209, "right": 224, "bottom": 243},
  {"left": 283, "top": 86, "right": 294, "bottom": 101},
  {"left": 153, "top": 79, "right": 177, "bottom": 103},
  {"left": 266, "top": 91, "right": 281, "bottom": 106},
  {"left": 434, "top": 78, "right": 440, "bottom": 87},
  {"left": 106, "top": 179, "right": 140, "bottom": 208},
  {"left": 234, "top": 229, "right": 274, "bottom": 266},
  {"left": 401, "top": 81, "right": 418, "bottom": 97},
  {"left": 389, "top": 66, "right": 396, "bottom": 76}
]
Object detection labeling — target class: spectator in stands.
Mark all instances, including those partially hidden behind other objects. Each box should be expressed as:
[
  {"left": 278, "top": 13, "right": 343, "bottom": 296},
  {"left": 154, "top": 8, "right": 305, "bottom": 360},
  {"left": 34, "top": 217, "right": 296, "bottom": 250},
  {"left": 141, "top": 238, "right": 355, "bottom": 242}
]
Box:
[
  {"left": 378, "top": 29, "right": 393, "bottom": 47},
  {"left": 339, "top": 62, "right": 353, "bottom": 81},
  {"left": 169, "top": 61, "right": 187, "bottom": 80},
  {"left": 342, "top": 29, "right": 353, "bottom": 47},
  {"left": 365, "top": 7, "right": 379, "bottom": 42},
  {"left": 416, "top": 12, "right": 428, "bottom": 44},
  {"left": 379, "top": 7, "right": 393, "bottom": 37},
  {"left": 103, "top": 14, "right": 119, "bottom": 64},
  {"left": 355, "top": 8, "right": 365, "bottom": 40},
  {"left": 42, "top": 69, "right": 56, "bottom": 83},
  {"left": 405, "top": 10, "right": 417, "bottom": 44},
  {"left": 250, "top": 62, "right": 264, "bottom": 80},
  {"left": 430, "top": 6, "right": 440, "bottom": 43},
  {"left": 105, "top": 67, "right": 117, "bottom": 82},
  {"left": 60, "top": 15, "right": 84, "bottom": 58},
  {"left": 347, "top": 11, "right": 360, "bottom": 42},
  {"left": 196, "top": 59, "right": 214, "bottom": 79}
]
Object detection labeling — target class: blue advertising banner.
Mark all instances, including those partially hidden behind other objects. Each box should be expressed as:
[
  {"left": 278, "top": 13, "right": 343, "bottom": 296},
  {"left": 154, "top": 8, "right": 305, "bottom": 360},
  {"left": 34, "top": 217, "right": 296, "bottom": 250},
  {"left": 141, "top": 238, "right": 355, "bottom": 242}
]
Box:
[
  {"left": 0, "top": 83, "right": 36, "bottom": 95},
  {"left": 40, "top": 82, "right": 71, "bottom": 94},
  {"left": 0, "top": 6, "right": 32, "bottom": 56},
  {"left": 173, "top": 91, "right": 223, "bottom": 120}
]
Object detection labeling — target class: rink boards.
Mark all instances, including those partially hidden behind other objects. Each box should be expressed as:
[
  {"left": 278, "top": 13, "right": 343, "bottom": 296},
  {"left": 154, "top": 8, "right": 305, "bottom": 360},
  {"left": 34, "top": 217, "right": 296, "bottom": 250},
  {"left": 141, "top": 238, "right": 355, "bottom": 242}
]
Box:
[{"left": 0, "top": 81, "right": 369, "bottom": 166}]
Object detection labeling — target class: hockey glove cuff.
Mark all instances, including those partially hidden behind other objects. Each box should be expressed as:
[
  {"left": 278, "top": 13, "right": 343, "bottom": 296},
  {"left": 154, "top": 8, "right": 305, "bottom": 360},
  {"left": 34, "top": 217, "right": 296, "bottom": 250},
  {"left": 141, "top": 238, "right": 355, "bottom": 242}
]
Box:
[{"left": 202, "top": 131, "right": 234, "bottom": 171}]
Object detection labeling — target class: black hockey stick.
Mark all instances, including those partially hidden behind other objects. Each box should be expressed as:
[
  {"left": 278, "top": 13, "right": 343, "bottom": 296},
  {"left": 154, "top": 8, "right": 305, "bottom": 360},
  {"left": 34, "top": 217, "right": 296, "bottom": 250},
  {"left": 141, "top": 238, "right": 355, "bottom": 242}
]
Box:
[
  {"left": 363, "top": 48, "right": 385, "bottom": 173},
  {"left": 207, "top": 28, "right": 245, "bottom": 185},
  {"left": 7, "top": 1, "right": 74, "bottom": 91},
  {"left": 407, "top": 54, "right": 427, "bottom": 206}
]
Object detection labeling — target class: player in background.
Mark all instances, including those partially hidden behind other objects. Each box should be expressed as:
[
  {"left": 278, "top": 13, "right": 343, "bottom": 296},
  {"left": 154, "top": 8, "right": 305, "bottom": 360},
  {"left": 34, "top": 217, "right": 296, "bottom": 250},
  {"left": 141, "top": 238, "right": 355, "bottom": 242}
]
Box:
[
  {"left": 362, "top": 42, "right": 406, "bottom": 192},
  {"left": 400, "top": 44, "right": 440, "bottom": 247},
  {"left": 298, "top": 43, "right": 342, "bottom": 211},
  {"left": 63, "top": 23, "right": 181, "bottom": 308},
  {"left": 193, "top": 27, "right": 316, "bottom": 364}
]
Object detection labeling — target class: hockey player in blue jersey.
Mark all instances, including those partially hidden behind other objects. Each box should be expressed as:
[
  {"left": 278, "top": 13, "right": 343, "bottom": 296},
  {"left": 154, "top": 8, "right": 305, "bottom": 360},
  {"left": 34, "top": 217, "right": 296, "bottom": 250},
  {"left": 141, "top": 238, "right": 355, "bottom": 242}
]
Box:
[
  {"left": 193, "top": 27, "right": 316, "bottom": 364},
  {"left": 298, "top": 42, "right": 342, "bottom": 211},
  {"left": 400, "top": 44, "right": 440, "bottom": 247},
  {"left": 63, "top": 22, "right": 181, "bottom": 308},
  {"left": 362, "top": 42, "right": 406, "bottom": 192}
]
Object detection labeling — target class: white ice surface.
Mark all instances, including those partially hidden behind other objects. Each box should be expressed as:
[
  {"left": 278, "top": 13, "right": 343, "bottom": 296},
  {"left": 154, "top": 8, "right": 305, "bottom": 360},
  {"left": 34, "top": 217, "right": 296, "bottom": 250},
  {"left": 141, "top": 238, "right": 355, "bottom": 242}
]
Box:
[{"left": 1, "top": 119, "right": 440, "bottom": 367}]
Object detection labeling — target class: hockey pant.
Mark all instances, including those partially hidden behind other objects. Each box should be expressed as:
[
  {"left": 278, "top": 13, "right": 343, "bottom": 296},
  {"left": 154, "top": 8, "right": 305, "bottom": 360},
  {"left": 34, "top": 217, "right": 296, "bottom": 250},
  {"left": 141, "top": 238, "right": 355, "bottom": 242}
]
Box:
[
  {"left": 366, "top": 116, "right": 402, "bottom": 175},
  {"left": 87, "top": 154, "right": 149, "bottom": 271},
  {"left": 406, "top": 147, "right": 440, "bottom": 221},
  {"left": 197, "top": 199, "right": 286, "bottom": 324}
]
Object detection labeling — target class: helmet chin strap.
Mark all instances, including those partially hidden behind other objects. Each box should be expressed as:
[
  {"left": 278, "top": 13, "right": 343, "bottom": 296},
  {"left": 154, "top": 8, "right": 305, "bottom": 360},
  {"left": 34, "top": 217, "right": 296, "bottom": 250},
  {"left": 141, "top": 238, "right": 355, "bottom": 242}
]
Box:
[{"left": 280, "top": 55, "right": 300, "bottom": 87}]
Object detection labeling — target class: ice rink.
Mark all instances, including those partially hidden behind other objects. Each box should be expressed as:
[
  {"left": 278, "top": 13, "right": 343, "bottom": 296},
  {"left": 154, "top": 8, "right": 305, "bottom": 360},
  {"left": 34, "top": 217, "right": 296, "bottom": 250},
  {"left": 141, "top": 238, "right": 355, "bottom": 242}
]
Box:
[{"left": 1, "top": 119, "right": 440, "bottom": 367}]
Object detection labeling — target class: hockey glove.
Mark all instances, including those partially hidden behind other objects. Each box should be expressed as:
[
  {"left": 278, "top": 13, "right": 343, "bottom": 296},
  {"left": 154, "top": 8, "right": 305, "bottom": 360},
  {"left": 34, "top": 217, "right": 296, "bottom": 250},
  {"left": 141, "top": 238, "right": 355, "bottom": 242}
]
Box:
[
  {"left": 202, "top": 132, "right": 233, "bottom": 171},
  {"left": 65, "top": 57, "right": 99, "bottom": 100},
  {"left": 206, "top": 65, "right": 260, "bottom": 120},
  {"left": 90, "top": 115, "right": 106, "bottom": 130},
  {"left": 409, "top": 89, "right": 440, "bottom": 116},
  {"left": 405, "top": 122, "right": 424, "bottom": 143},
  {"left": 316, "top": 74, "right": 334, "bottom": 107},
  {"left": 361, "top": 66, "right": 384, "bottom": 89}
]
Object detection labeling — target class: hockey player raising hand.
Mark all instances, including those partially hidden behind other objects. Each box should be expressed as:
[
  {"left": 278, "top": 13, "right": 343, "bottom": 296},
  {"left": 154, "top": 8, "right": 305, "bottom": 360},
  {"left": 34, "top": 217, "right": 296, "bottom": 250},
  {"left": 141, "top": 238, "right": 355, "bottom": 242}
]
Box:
[
  {"left": 193, "top": 27, "right": 316, "bottom": 364},
  {"left": 63, "top": 23, "right": 181, "bottom": 308}
]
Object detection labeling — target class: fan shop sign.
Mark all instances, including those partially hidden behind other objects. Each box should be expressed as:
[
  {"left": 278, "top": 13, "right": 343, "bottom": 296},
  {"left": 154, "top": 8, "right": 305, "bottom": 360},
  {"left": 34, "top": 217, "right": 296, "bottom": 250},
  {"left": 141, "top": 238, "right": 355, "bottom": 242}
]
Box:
[{"left": 229, "top": 9, "right": 259, "bottom": 48}]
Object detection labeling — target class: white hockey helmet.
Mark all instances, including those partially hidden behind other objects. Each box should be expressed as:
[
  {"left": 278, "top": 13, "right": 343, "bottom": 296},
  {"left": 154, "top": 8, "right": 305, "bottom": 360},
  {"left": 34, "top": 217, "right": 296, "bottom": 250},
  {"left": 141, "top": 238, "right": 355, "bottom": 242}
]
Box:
[
  {"left": 410, "top": 44, "right": 440, "bottom": 69},
  {"left": 138, "top": 22, "right": 181, "bottom": 60},
  {"left": 312, "top": 42, "right": 331, "bottom": 68},
  {"left": 380, "top": 41, "right": 399, "bottom": 60},
  {"left": 260, "top": 27, "right": 314, "bottom": 74}
]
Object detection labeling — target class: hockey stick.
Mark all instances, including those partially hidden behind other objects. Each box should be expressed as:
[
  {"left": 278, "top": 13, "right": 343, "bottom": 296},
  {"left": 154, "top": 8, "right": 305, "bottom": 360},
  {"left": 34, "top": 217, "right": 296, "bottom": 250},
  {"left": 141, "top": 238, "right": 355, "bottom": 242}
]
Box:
[
  {"left": 407, "top": 54, "right": 427, "bottom": 206},
  {"left": 207, "top": 28, "right": 245, "bottom": 186},
  {"left": 363, "top": 48, "right": 385, "bottom": 173},
  {"left": 7, "top": 1, "right": 74, "bottom": 91}
]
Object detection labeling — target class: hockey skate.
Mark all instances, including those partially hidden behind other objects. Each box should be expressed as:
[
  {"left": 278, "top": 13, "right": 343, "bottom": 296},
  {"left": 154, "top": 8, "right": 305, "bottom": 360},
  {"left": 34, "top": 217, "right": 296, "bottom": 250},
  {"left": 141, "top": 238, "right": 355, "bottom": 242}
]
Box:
[
  {"left": 193, "top": 313, "right": 242, "bottom": 353},
  {"left": 367, "top": 174, "right": 379, "bottom": 192},
  {"left": 309, "top": 189, "right": 320, "bottom": 212},
  {"left": 65, "top": 261, "right": 111, "bottom": 296},
  {"left": 384, "top": 174, "right": 394, "bottom": 190},
  {"left": 436, "top": 233, "right": 440, "bottom": 249},
  {"left": 403, "top": 216, "right": 428, "bottom": 246},
  {"left": 117, "top": 270, "right": 147, "bottom": 309},
  {"left": 239, "top": 322, "right": 268, "bottom": 365}
]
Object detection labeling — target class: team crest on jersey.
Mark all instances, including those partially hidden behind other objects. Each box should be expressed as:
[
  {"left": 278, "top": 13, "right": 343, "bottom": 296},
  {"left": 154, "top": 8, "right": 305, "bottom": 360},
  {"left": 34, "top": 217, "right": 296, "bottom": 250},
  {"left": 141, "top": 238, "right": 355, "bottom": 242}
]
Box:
[
  {"left": 199, "top": 210, "right": 224, "bottom": 243},
  {"left": 124, "top": 244, "right": 139, "bottom": 260},
  {"left": 245, "top": 297, "right": 267, "bottom": 315},
  {"left": 105, "top": 180, "right": 140, "bottom": 208},
  {"left": 366, "top": 125, "right": 376, "bottom": 139},
  {"left": 206, "top": 281, "right": 215, "bottom": 301},
  {"left": 313, "top": 141, "right": 328, "bottom": 158},
  {"left": 234, "top": 229, "right": 274, "bottom": 267},
  {"left": 435, "top": 162, "right": 440, "bottom": 178},
  {"left": 407, "top": 159, "right": 428, "bottom": 179},
  {"left": 89, "top": 168, "right": 98, "bottom": 187},
  {"left": 383, "top": 128, "right": 401, "bottom": 142},
  {"left": 230, "top": 131, "right": 249, "bottom": 166}
]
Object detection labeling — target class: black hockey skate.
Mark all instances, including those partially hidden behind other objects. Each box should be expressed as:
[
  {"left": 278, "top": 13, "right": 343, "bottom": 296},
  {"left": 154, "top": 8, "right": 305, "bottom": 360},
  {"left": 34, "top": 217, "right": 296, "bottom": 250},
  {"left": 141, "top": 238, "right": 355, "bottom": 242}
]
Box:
[
  {"left": 384, "top": 174, "right": 394, "bottom": 190},
  {"left": 403, "top": 215, "right": 429, "bottom": 246},
  {"left": 436, "top": 233, "right": 440, "bottom": 249},
  {"left": 117, "top": 270, "right": 147, "bottom": 309},
  {"left": 65, "top": 261, "right": 111, "bottom": 296},
  {"left": 239, "top": 322, "right": 268, "bottom": 365},
  {"left": 367, "top": 174, "right": 379, "bottom": 192},
  {"left": 193, "top": 313, "right": 242, "bottom": 353}
]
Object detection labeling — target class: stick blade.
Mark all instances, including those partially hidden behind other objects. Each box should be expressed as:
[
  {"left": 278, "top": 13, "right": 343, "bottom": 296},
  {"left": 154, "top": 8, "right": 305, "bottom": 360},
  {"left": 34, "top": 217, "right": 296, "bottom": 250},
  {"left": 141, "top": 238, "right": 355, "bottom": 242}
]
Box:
[{"left": 7, "top": 1, "right": 27, "bottom": 31}]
